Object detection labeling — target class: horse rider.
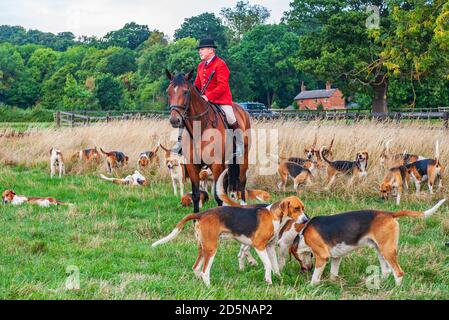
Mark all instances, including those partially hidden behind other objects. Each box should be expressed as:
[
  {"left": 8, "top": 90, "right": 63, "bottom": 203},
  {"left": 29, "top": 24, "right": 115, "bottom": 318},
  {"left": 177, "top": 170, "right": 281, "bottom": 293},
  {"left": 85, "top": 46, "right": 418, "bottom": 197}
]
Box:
[{"left": 171, "top": 38, "right": 244, "bottom": 158}]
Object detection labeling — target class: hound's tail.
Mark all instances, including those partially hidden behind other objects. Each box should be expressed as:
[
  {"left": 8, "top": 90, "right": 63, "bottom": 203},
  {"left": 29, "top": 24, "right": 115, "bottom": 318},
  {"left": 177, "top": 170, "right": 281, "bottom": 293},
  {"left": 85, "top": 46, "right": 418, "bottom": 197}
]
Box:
[
  {"left": 392, "top": 199, "right": 446, "bottom": 218},
  {"left": 267, "top": 153, "right": 288, "bottom": 164},
  {"left": 384, "top": 139, "right": 393, "bottom": 153},
  {"left": 99, "top": 148, "right": 109, "bottom": 156},
  {"left": 319, "top": 146, "right": 332, "bottom": 165},
  {"left": 56, "top": 201, "right": 75, "bottom": 207},
  {"left": 152, "top": 212, "right": 202, "bottom": 247},
  {"left": 435, "top": 140, "right": 440, "bottom": 162},
  {"left": 216, "top": 168, "right": 241, "bottom": 207}
]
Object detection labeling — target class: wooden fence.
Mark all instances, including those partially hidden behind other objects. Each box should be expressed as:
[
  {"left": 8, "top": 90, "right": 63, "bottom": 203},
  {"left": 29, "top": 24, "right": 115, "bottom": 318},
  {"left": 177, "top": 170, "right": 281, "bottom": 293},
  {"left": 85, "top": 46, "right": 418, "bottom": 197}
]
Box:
[
  {"left": 54, "top": 111, "right": 168, "bottom": 127},
  {"left": 54, "top": 108, "right": 449, "bottom": 129}
]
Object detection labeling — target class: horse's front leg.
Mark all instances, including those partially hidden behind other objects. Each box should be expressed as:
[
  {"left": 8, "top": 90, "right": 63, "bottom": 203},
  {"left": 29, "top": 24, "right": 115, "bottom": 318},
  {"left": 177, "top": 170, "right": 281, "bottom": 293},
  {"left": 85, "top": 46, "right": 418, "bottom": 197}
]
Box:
[
  {"left": 211, "top": 164, "right": 225, "bottom": 206},
  {"left": 191, "top": 180, "right": 201, "bottom": 213}
]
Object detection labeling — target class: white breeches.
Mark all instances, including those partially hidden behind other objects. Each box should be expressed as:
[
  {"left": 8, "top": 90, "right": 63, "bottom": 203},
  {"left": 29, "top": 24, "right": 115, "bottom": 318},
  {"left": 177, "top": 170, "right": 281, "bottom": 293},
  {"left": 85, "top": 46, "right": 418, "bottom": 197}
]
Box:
[{"left": 219, "top": 105, "right": 237, "bottom": 125}]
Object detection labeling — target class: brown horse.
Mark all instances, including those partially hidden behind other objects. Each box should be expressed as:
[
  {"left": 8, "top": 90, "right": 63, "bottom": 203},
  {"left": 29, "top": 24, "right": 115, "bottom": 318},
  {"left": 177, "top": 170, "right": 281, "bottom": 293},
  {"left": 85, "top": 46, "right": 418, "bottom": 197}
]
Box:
[{"left": 166, "top": 70, "right": 251, "bottom": 212}]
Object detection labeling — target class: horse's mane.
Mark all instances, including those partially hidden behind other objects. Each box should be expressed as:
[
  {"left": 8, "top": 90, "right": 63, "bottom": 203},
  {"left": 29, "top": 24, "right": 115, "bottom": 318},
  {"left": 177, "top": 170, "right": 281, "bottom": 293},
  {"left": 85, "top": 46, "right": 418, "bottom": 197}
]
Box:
[
  {"left": 172, "top": 73, "right": 203, "bottom": 98},
  {"left": 172, "top": 73, "right": 187, "bottom": 86}
]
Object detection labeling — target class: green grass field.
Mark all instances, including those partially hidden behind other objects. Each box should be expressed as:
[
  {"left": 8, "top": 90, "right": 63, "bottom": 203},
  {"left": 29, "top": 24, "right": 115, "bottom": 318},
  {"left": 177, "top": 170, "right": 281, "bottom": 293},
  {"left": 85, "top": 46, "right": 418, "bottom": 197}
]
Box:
[{"left": 1, "top": 164, "right": 449, "bottom": 300}]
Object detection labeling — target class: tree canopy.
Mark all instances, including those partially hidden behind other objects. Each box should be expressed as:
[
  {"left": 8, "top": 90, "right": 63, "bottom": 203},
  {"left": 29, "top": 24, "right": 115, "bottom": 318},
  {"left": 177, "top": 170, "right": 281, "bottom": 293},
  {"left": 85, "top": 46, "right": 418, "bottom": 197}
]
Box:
[{"left": 0, "top": 1, "right": 448, "bottom": 112}]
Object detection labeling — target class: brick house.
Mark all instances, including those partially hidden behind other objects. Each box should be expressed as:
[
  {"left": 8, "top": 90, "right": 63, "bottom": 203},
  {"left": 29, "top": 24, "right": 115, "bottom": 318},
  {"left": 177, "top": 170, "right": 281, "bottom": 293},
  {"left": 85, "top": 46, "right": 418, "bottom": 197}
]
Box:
[{"left": 294, "top": 81, "right": 346, "bottom": 110}]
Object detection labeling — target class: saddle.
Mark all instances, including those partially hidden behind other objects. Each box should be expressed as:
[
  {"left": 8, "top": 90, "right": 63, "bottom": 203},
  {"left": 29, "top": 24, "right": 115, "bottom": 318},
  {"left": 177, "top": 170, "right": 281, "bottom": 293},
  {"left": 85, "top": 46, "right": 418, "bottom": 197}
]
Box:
[{"left": 209, "top": 103, "right": 230, "bottom": 129}]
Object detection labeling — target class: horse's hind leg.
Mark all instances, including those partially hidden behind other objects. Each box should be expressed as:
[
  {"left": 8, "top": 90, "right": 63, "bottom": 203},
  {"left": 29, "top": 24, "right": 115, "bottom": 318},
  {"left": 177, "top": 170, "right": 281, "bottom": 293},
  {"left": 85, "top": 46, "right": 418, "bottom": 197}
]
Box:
[{"left": 239, "top": 165, "right": 248, "bottom": 204}]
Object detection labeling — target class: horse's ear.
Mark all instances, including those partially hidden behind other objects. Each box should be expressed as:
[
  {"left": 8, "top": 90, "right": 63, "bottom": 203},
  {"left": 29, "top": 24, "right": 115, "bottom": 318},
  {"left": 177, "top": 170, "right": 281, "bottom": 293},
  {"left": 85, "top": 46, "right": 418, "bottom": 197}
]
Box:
[
  {"left": 165, "top": 69, "right": 173, "bottom": 81},
  {"left": 185, "top": 70, "right": 194, "bottom": 81}
]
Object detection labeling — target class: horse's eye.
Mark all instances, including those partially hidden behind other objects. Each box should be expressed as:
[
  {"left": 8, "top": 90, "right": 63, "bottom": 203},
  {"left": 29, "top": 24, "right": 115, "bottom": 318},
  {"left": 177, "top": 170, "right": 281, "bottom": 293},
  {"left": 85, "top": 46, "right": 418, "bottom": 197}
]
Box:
[{"left": 183, "top": 91, "right": 188, "bottom": 95}]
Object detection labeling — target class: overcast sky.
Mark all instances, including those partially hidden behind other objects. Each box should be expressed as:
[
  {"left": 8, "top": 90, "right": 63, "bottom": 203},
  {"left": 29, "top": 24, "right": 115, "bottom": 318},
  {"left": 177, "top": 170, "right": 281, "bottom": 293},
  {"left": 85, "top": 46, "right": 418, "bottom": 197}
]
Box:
[{"left": 0, "top": 0, "right": 293, "bottom": 39}]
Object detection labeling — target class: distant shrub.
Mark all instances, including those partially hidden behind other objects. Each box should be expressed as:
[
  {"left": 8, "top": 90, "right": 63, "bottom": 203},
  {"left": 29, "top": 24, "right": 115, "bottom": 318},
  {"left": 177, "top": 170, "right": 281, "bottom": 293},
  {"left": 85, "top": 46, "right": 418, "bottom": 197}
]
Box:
[{"left": 0, "top": 104, "right": 54, "bottom": 122}]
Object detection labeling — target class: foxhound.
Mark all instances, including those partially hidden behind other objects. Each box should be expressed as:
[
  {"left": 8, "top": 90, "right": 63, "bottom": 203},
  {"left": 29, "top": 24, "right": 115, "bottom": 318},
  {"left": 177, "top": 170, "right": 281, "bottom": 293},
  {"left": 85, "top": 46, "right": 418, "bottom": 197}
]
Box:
[
  {"left": 50, "top": 147, "right": 65, "bottom": 178},
  {"left": 100, "top": 148, "right": 129, "bottom": 174},
  {"left": 2, "top": 189, "right": 73, "bottom": 207},
  {"left": 293, "top": 199, "right": 446, "bottom": 286}
]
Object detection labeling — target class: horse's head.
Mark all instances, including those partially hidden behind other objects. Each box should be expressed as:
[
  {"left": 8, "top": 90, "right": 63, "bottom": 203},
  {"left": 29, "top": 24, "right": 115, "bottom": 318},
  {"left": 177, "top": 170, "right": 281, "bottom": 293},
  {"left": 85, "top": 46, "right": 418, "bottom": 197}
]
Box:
[{"left": 166, "top": 70, "right": 194, "bottom": 128}]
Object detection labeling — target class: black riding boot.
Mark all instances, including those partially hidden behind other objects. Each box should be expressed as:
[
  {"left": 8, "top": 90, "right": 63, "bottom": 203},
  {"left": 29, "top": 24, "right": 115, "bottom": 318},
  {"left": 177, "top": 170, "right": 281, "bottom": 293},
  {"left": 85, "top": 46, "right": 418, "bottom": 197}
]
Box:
[{"left": 230, "top": 121, "right": 244, "bottom": 158}]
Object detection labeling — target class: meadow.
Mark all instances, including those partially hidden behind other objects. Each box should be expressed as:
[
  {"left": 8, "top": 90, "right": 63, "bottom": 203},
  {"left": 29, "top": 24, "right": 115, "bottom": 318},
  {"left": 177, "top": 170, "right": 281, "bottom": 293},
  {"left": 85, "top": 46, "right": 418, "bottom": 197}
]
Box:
[{"left": 1, "top": 119, "right": 448, "bottom": 299}]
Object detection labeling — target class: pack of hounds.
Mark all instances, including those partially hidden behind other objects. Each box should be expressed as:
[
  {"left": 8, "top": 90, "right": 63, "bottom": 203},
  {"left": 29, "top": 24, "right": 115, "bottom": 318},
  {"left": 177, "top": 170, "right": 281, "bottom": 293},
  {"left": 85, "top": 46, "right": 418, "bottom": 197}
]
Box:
[{"left": 2, "top": 135, "right": 447, "bottom": 287}]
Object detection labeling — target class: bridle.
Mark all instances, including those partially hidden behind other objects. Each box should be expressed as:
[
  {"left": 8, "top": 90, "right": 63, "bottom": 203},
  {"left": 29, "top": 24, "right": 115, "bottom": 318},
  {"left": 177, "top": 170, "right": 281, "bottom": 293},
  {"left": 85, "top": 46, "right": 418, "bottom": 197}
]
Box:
[{"left": 169, "top": 83, "right": 210, "bottom": 125}]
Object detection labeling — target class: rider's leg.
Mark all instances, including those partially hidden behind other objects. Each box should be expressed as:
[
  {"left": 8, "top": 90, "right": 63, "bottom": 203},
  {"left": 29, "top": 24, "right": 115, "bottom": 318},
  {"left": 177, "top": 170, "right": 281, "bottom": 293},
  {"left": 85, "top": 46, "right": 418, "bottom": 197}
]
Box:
[
  {"left": 220, "top": 105, "right": 244, "bottom": 158},
  {"left": 171, "top": 127, "right": 183, "bottom": 155}
]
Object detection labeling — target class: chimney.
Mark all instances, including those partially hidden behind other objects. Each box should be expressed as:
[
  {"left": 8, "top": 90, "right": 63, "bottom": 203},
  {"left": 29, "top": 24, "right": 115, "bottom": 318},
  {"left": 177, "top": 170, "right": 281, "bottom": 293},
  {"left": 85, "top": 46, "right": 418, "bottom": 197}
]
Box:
[
  {"left": 326, "top": 81, "right": 331, "bottom": 90},
  {"left": 301, "top": 81, "right": 306, "bottom": 92}
]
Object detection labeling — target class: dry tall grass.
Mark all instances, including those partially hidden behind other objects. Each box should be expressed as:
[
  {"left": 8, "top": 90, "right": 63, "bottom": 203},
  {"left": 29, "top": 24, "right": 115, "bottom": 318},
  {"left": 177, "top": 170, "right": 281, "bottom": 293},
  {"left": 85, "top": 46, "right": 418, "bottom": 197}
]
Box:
[{"left": 1, "top": 118, "right": 447, "bottom": 199}]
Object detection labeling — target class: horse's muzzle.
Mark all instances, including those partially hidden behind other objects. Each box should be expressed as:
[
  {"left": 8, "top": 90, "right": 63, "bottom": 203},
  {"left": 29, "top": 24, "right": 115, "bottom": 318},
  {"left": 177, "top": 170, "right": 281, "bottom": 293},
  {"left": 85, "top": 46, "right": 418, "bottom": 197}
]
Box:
[{"left": 169, "top": 116, "right": 182, "bottom": 128}]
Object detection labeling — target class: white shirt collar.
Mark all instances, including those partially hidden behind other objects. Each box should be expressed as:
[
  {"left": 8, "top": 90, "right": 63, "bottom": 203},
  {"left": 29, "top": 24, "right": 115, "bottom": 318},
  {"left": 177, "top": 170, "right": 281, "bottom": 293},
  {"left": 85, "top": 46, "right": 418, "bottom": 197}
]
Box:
[{"left": 206, "top": 55, "right": 215, "bottom": 65}]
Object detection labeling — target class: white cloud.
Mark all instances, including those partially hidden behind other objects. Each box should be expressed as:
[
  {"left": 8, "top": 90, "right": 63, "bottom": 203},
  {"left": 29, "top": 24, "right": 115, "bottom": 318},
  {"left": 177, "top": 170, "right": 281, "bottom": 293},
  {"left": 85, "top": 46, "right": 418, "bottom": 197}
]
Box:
[{"left": 0, "top": 0, "right": 292, "bottom": 38}]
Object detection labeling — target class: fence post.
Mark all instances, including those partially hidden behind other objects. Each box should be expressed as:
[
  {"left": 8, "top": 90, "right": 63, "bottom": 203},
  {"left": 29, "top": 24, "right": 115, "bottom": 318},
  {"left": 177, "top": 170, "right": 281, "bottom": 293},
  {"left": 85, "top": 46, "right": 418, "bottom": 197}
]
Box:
[
  {"left": 70, "top": 112, "right": 74, "bottom": 127},
  {"left": 396, "top": 112, "right": 402, "bottom": 124},
  {"left": 443, "top": 111, "right": 449, "bottom": 129},
  {"left": 107, "top": 112, "right": 111, "bottom": 123},
  {"left": 56, "top": 111, "right": 61, "bottom": 128}
]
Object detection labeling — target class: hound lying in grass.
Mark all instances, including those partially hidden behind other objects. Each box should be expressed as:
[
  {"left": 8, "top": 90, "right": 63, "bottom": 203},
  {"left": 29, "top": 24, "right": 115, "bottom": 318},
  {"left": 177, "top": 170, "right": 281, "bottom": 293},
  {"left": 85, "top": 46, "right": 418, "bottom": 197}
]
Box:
[
  {"left": 2, "top": 189, "right": 73, "bottom": 207},
  {"left": 100, "top": 170, "right": 148, "bottom": 186}
]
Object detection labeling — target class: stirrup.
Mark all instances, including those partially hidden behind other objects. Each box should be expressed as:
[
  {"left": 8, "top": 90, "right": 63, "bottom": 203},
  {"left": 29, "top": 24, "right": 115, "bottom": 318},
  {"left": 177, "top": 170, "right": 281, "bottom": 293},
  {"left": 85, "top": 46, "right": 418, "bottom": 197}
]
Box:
[{"left": 171, "top": 141, "right": 182, "bottom": 155}]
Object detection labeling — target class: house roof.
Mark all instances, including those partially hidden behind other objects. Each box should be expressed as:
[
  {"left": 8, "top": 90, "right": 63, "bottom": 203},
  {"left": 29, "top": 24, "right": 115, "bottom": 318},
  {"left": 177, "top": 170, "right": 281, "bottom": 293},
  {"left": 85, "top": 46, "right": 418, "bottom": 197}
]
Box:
[{"left": 294, "top": 89, "right": 337, "bottom": 100}]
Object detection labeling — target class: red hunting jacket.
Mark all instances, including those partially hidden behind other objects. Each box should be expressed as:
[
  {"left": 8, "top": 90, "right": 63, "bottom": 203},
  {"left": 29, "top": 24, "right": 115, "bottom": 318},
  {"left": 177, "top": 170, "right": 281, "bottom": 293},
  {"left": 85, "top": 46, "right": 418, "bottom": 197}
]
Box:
[{"left": 194, "top": 56, "right": 233, "bottom": 105}]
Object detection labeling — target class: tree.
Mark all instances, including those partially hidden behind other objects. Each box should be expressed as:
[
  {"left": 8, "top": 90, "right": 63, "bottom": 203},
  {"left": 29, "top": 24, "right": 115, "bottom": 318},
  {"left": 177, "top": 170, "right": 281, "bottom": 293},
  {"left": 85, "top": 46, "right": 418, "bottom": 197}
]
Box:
[
  {"left": 103, "top": 22, "right": 151, "bottom": 50},
  {"left": 0, "top": 25, "right": 27, "bottom": 45},
  {"left": 220, "top": 0, "right": 271, "bottom": 43},
  {"left": 62, "top": 73, "right": 96, "bottom": 110},
  {"left": 379, "top": 0, "right": 449, "bottom": 107},
  {"left": 94, "top": 74, "right": 124, "bottom": 110},
  {"left": 174, "top": 13, "right": 228, "bottom": 49},
  {"left": 0, "top": 43, "right": 25, "bottom": 90},
  {"left": 229, "top": 24, "right": 302, "bottom": 107},
  {"left": 53, "top": 32, "right": 76, "bottom": 51},
  {"left": 286, "top": 0, "right": 449, "bottom": 112},
  {"left": 0, "top": 43, "right": 40, "bottom": 107},
  {"left": 27, "top": 48, "right": 59, "bottom": 82},
  {"left": 41, "top": 64, "right": 78, "bottom": 109},
  {"left": 100, "top": 47, "right": 137, "bottom": 76}
]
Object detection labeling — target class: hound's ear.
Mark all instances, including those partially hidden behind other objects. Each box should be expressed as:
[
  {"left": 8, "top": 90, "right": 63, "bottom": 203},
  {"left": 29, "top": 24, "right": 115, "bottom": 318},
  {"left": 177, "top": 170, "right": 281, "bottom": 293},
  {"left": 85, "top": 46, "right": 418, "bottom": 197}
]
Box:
[
  {"left": 159, "top": 144, "right": 171, "bottom": 156},
  {"left": 280, "top": 199, "right": 290, "bottom": 216},
  {"left": 312, "top": 132, "right": 318, "bottom": 148},
  {"left": 185, "top": 70, "right": 194, "bottom": 81},
  {"left": 165, "top": 69, "right": 173, "bottom": 81},
  {"left": 329, "top": 136, "right": 335, "bottom": 150}
]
